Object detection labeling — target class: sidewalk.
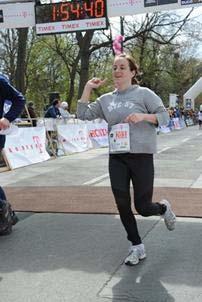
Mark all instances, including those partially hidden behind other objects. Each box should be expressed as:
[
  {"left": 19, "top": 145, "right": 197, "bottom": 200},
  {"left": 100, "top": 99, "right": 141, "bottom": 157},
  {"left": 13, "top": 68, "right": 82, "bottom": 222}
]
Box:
[{"left": 0, "top": 213, "right": 201, "bottom": 302}]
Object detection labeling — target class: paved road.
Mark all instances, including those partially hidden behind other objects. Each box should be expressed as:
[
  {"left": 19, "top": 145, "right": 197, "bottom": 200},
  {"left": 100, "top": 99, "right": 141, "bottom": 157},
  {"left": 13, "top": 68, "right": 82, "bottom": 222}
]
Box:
[
  {"left": 0, "top": 125, "right": 202, "bottom": 302},
  {"left": 0, "top": 125, "right": 202, "bottom": 188}
]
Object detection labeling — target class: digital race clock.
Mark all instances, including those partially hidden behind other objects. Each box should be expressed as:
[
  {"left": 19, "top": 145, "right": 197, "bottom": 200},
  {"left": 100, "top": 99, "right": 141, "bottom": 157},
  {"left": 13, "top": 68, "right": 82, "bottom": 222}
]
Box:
[{"left": 35, "top": 0, "right": 108, "bottom": 35}]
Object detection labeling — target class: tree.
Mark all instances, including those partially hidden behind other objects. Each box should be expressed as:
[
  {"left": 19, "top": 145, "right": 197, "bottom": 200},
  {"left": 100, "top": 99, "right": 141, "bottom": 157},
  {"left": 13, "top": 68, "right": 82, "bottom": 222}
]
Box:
[
  {"left": 0, "top": 8, "right": 201, "bottom": 112},
  {"left": 15, "top": 28, "right": 29, "bottom": 94},
  {"left": 0, "top": 29, "right": 18, "bottom": 83}
]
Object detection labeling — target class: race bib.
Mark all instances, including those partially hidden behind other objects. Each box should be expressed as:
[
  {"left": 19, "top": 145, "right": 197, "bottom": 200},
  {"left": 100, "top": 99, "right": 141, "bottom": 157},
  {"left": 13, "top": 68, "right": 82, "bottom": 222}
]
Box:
[{"left": 109, "top": 123, "right": 130, "bottom": 153}]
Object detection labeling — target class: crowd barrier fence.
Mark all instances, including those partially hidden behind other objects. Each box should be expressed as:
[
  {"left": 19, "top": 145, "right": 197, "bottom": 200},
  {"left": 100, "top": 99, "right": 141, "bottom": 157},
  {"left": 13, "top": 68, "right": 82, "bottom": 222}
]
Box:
[{"left": 1, "top": 116, "right": 194, "bottom": 171}]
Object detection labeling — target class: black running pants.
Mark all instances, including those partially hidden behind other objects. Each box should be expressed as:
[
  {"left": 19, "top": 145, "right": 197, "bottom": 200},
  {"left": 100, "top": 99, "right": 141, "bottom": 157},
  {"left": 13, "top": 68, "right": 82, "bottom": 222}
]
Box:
[{"left": 109, "top": 153, "right": 163, "bottom": 245}]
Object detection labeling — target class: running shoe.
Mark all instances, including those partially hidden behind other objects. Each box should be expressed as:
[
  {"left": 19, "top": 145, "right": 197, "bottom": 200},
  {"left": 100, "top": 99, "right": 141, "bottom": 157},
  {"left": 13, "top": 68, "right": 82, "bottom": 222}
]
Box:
[
  {"left": 124, "top": 244, "right": 146, "bottom": 266},
  {"left": 161, "top": 199, "right": 176, "bottom": 231}
]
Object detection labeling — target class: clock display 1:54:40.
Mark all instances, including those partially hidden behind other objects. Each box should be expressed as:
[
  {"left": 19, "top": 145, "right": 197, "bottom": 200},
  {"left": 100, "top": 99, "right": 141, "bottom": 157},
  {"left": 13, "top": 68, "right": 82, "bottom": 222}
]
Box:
[{"left": 52, "top": 0, "right": 106, "bottom": 22}]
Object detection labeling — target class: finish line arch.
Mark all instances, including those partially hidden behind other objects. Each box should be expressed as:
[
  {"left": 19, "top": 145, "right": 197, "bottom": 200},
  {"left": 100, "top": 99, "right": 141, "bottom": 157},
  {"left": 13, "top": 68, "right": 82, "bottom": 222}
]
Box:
[
  {"left": 183, "top": 77, "right": 202, "bottom": 110},
  {"left": 0, "top": 1, "right": 202, "bottom": 30}
]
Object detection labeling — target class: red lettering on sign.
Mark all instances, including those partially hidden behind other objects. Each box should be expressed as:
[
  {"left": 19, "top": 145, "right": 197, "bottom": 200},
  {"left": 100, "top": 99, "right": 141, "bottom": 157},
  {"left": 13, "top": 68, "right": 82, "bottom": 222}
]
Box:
[
  {"left": 89, "top": 128, "right": 108, "bottom": 137},
  {"left": 116, "top": 131, "right": 127, "bottom": 139},
  {"left": 62, "top": 23, "right": 79, "bottom": 29}
]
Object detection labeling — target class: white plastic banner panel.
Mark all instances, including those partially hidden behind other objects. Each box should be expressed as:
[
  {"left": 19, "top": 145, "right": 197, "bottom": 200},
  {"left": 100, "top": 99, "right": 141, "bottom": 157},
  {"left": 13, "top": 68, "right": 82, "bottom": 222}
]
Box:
[
  {"left": 57, "top": 123, "right": 91, "bottom": 154},
  {"left": 108, "top": 0, "right": 202, "bottom": 17},
  {"left": 0, "top": 2, "right": 35, "bottom": 28},
  {"left": 4, "top": 126, "right": 50, "bottom": 169},
  {"left": 87, "top": 120, "right": 108, "bottom": 148}
]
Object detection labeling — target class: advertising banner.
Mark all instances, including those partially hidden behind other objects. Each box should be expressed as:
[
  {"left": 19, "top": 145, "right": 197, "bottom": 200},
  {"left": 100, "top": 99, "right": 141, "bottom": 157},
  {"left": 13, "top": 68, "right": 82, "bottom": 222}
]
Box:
[
  {"left": 87, "top": 120, "right": 108, "bottom": 148},
  {"left": 4, "top": 126, "right": 50, "bottom": 169},
  {"left": 108, "top": 0, "right": 202, "bottom": 17},
  {"left": 173, "top": 117, "right": 181, "bottom": 130},
  {"left": 57, "top": 123, "right": 91, "bottom": 154},
  {"left": 0, "top": 2, "right": 35, "bottom": 29}
]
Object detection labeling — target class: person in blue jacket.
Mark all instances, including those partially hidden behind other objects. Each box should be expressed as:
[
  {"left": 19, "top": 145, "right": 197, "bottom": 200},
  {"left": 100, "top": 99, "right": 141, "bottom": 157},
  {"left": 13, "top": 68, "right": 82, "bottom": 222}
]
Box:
[
  {"left": 44, "top": 99, "right": 61, "bottom": 118},
  {"left": 0, "top": 75, "right": 26, "bottom": 229}
]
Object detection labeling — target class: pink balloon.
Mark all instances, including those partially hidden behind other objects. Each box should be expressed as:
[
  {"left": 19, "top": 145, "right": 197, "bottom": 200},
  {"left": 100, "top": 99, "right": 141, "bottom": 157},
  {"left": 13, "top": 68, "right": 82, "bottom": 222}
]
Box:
[{"left": 113, "top": 35, "right": 124, "bottom": 55}]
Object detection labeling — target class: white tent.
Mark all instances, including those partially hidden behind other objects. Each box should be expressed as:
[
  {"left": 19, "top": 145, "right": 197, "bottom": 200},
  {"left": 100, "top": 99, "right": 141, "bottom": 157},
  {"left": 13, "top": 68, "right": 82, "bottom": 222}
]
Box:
[{"left": 183, "top": 77, "right": 202, "bottom": 110}]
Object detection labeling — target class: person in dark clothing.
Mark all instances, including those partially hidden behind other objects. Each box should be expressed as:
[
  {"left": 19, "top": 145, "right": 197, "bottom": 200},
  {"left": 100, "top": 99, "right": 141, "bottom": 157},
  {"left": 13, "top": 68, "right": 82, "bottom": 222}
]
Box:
[
  {"left": 44, "top": 99, "right": 61, "bottom": 118},
  {"left": 0, "top": 75, "right": 26, "bottom": 231},
  {"left": 27, "top": 102, "right": 37, "bottom": 126}
]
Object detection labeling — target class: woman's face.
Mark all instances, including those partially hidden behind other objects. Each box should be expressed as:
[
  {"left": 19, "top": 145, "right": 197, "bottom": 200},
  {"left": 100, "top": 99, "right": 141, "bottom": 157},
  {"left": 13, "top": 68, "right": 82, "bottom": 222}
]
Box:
[{"left": 112, "top": 57, "right": 135, "bottom": 90}]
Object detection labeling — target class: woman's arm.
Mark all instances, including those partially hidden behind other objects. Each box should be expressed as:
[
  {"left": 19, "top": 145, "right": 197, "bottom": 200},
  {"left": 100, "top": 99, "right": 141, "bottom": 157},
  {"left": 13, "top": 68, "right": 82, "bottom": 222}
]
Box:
[{"left": 124, "top": 113, "right": 157, "bottom": 124}]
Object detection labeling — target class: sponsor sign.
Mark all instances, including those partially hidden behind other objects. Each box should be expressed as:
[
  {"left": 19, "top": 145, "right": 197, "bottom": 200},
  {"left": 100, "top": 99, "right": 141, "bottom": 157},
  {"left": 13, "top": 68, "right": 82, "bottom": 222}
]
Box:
[
  {"left": 57, "top": 123, "right": 91, "bottom": 153},
  {"left": 4, "top": 126, "right": 50, "bottom": 169},
  {"left": 0, "top": 2, "right": 35, "bottom": 28},
  {"left": 87, "top": 120, "right": 108, "bottom": 148}
]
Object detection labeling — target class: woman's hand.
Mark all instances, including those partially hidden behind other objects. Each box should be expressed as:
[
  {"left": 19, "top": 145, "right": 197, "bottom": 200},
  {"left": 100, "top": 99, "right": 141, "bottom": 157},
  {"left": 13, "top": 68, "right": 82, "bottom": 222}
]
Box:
[
  {"left": 80, "top": 78, "right": 106, "bottom": 103},
  {"left": 124, "top": 113, "right": 157, "bottom": 125},
  {"left": 124, "top": 113, "right": 145, "bottom": 124},
  {"left": 86, "top": 78, "right": 106, "bottom": 90}
]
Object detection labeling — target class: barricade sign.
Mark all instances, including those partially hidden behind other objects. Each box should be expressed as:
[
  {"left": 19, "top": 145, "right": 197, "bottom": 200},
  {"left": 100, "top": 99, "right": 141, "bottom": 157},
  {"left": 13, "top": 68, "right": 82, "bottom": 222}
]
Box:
[
  {"left": 87, "top": 120, "right": 108, "bottom": 148},
  {"left": 159, "top": 125, "right": 171, "bottom": 133},
  {"left": 173, "top": 118, "right": 181, "bottom": 130},
  {"left": 185, "top": 118, "right": 194, "bottom": 126},
  {"left": 4, "top": 126, "right": 50, "bottom": 169},
  {"left": 57, "top": 124, "right": 91, "bottom": 154}
]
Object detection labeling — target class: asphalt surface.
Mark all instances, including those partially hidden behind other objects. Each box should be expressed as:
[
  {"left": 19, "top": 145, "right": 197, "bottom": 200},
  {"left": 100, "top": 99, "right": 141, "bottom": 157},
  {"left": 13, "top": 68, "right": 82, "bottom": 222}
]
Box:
[{"left": 0, "top": 125, "right": 202, "bottom": 302}]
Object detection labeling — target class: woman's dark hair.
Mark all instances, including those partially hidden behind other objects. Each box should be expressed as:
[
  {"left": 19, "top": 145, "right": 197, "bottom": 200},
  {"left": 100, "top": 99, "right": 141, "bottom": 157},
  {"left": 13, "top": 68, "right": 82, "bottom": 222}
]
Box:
[
  {"left": 52, "top": 99, "right": 60, "bottom": 106},
  {"left": 115, "top": 53, "right": 140, "bottom": 85}
]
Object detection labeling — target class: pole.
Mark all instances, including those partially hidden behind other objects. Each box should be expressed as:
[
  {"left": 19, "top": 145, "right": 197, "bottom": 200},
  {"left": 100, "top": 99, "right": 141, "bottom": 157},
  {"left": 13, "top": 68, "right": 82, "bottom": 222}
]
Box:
[{"left": 120, "top": 16, "right": 124, "bottom": 52}]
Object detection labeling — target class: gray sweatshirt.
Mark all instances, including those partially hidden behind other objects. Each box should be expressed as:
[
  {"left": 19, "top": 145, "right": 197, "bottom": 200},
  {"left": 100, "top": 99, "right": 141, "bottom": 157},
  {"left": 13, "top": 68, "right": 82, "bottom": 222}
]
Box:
[{"left": 77, "top": 85, "right": 169, "bottom": 154}]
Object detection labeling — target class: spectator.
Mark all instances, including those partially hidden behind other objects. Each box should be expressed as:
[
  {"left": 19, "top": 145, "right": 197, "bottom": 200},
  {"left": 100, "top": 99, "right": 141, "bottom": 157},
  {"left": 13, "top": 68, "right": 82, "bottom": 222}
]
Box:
[
  {"left": 27, "top": 102, "right": 37, "bottom": 127},
  {"left": 44, "top": 99, "right": 61, "bottom": 118},
  {"left": 59, "top": 101, "right": 71, "bottom": 119},
  {"left": 0, "top": 74, "right": 26, "bottom": 234},
  {"left": 198, "top": 110, "right": 202, "bottom": 129}
]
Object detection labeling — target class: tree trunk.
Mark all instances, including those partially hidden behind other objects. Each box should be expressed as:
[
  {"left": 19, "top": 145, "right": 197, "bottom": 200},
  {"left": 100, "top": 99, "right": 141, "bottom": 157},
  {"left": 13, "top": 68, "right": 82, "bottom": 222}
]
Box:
[
  {"left": 76, "top": 31, "right": 94, "bottom": 99},
  {"left": 15, "top": 28, "right": 28, "bottom": 94},
  {"left": 66, "top": 54, "right": 80, "bottom": 110}
]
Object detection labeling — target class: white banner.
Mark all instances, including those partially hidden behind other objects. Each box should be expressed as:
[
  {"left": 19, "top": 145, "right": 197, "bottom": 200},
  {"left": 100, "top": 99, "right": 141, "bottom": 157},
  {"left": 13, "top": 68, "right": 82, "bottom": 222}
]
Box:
[
  {"left": 108, "top": 0, "right": 202, "bottom": 17},
  {"left": 43, "top": 118, "right": 57, "bottom": 131},
  {"left": 0, "top": 2, "right": 35, "bottom": 29},
  {"left": 159, "top": 125, "right": 171, "bottom": 133},
  {"left": 0, "top": 1, "right": 201, "bottom": 29},
  {"left": 37, "top": 118, "right": 81, "bottom": 130},
  {"left": 57, "top": 124, "right": 91, "bottom": 154},
  {"left": 4, "top": 126, "right": 50, "bottom": 169},
  {"left": 87, "top": 120, "right": 108, "bottom": 148},
  {"left": 173, "top": 117, "right": 181, "bottom": 130}
]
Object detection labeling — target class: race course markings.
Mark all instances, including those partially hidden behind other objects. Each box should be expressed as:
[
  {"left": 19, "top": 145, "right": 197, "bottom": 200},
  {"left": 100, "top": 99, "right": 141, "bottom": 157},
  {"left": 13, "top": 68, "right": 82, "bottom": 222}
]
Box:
[{"left": 83, "top": 173, "right": 109, "bottom": 185}]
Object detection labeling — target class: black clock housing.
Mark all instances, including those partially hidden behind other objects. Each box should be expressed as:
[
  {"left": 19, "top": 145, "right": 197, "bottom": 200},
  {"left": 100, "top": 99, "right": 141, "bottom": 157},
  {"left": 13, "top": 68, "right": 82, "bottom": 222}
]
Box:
[{"left": 35, "top": 0, "right": 107, "bottom": 24}]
